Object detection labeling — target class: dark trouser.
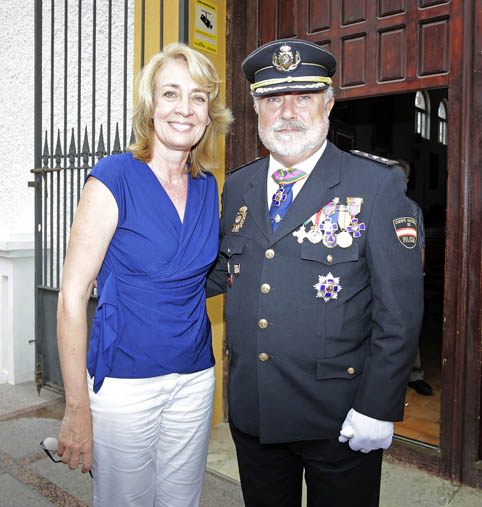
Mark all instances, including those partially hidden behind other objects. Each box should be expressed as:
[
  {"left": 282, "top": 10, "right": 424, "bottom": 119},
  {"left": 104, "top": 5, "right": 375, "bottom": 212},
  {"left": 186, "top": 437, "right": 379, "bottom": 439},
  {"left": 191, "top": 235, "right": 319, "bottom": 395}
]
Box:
[{"left": 230, "top": 421, "right": 383, "bottom": 507}]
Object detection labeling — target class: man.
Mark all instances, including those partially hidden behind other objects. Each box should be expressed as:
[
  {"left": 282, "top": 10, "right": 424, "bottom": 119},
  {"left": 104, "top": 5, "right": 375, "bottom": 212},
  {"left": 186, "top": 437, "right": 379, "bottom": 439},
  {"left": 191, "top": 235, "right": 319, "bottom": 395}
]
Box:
[
  {"left": 207, "top": 39, "right": 423, "bottom": 507},
  {"left": 394, "top": 159, "right": 433, "bottom": 396}
]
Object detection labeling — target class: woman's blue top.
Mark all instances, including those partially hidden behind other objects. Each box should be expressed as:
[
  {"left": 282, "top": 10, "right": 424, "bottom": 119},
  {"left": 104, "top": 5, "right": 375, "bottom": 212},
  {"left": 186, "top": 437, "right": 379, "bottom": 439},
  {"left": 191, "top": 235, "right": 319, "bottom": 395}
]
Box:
[{"left": 85, "top": 152, "right": 219, "bottom": 393}]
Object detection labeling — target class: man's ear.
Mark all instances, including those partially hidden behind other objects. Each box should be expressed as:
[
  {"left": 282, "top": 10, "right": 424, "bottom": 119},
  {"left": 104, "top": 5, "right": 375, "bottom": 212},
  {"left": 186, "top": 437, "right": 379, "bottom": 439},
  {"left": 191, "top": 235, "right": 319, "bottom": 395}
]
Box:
[
  {"left": 253, "top": 101, "right": 259, "bottom": 114},
  {"left": 326, "top": 98, "right": 335, "bottom": 118}
]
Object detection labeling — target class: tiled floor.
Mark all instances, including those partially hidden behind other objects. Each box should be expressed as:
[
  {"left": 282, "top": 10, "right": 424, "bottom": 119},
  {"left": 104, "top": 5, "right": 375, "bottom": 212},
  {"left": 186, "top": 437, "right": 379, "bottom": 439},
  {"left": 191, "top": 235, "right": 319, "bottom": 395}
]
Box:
[
  {"left": 395, "top": 379, "right": 441, "bottom": 446},
  {"left": 394, "top": 315, "right": 442, "bottom": 447}
]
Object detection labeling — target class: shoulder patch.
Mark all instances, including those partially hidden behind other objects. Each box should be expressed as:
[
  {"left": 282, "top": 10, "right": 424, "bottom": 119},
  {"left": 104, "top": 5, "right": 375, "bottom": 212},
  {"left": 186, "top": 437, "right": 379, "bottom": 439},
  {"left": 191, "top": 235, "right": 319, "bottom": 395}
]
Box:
[
  {"left": 393, "top": 217, "right": 418, "bottom": 248},
  {"left": 350, "top": 150, "right": 398, "bottom": 166},
  {"left": 226, "top": 157, "right": 264, "bottom": 176}
]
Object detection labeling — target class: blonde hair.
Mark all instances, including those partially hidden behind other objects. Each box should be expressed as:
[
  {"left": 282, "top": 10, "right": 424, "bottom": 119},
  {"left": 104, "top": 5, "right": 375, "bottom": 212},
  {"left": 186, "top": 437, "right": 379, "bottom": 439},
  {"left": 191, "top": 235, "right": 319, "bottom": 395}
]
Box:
[{"left": 129, "top": 43, "right": 233, "bottom": 177}]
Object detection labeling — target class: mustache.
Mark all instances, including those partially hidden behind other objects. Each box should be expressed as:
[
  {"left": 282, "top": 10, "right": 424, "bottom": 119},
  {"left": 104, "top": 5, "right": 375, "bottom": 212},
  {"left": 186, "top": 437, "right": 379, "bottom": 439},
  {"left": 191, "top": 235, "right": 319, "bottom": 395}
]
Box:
[{"left": 271, "top": 120, "right": 308, "bottom": 132}]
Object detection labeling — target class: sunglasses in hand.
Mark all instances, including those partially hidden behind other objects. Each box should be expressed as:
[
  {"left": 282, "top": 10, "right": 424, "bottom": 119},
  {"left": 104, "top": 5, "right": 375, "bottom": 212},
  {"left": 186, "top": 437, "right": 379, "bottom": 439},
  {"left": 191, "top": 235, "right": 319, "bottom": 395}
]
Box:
[{"left": 40, "top": 437, "right": 93, "bottom": 478}]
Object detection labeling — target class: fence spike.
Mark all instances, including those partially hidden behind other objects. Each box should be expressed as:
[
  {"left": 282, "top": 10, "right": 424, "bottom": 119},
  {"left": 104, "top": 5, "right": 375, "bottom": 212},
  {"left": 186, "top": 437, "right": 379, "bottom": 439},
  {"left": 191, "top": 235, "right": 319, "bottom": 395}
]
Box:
[
  {"left": 112, "top": 123, "right": 122, "bottom": 154},
  {"left": 96, "top": 125, "right": 106, "bottom": 160},
  {"left": 55, "top": 129, "right": 63, "bottom": 167},
  {"left": 82, "top": 126, "right": 91, "bottom": 169},
  {"left": 129, "top": 127, "right": 136, "bottom": 146},
  {"left": 68, "top": 128, "right": 77, "bottom": 167},
  {"left": 42, "top": 130, "right": 50, "bottom": 168}
]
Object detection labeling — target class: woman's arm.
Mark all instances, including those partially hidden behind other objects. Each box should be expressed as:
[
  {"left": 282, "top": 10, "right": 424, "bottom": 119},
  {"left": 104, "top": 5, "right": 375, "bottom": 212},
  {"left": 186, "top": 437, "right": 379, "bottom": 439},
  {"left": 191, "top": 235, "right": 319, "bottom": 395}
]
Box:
[{"left": 57, "top": 176, "right": 118, "bottom": 474}]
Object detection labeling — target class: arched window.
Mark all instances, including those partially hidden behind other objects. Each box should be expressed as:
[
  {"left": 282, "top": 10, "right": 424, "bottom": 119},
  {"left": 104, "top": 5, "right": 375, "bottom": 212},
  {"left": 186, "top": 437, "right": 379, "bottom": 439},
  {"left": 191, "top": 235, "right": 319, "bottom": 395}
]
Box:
[
  {"left": 415, "top": 91, "right": 430, "bottom": 139},
  {"left": 438, "top": 100, "right": 448, "bottom": 145}
]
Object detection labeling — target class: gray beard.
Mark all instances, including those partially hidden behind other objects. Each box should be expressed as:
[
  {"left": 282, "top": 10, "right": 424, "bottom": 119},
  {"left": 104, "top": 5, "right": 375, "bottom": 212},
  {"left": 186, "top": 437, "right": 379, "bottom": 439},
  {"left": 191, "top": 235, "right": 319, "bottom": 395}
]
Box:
[{"left": 258, "top": 117, "right": 330, "bottom": 159}]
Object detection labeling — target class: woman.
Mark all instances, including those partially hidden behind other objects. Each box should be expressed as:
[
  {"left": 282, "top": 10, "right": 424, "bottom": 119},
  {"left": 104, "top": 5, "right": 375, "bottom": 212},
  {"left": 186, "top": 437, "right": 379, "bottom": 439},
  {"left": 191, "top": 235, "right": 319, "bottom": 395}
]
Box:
[{"left": 56, "top": 43, "right": 232, "bottom": 506}]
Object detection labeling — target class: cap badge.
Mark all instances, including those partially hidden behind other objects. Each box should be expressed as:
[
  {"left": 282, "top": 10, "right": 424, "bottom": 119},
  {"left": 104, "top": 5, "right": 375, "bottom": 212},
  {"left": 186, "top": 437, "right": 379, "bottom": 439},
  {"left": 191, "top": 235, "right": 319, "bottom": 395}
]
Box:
[{"left": 272, "top": 45, "right": 301, "bottom": 73}]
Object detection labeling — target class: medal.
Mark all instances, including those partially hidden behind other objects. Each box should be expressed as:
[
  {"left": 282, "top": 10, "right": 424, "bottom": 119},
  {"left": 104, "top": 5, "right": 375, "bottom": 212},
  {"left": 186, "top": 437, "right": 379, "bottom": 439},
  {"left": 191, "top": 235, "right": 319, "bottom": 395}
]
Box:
[
  {"left": 346, "top": 197, "right": 363, "bottom": 216},
  {"left": 337, "top": 205, "right": 350, "bottom": 230},
  {"left": 320, "top": 217, "right": 338, "bottom": 248},
  {"left": 345, "top": 198, "right": 365, "bottom": 239},
  {"left": 347, "top": 217, "right": 365, "bottom": 238},
  {"left": 308, "top": 227, "right": 323, "bottom": 244},
  {"left": 314, "top": 272, "right": 342, "bottom": 302},
  {"left": 293, "top": 224, "right": 309, "bottom": 244},
  {"left": 323, "top": 232, "right": 337, "bottom": 248},
  {"left": 232, "top": 206, "right": 248, "bottom": 232},
  {"left": 336, "top": 231, "right": 353, "bottom": 248},
  {"left": 292, "top": 196, "right": 365, "bottom": 248},
  {"left": 272, "top": 185, "right": 288, "bottom": 207},
  {"left": 322, "top": 198, "right": 339, "bottom": 216},
  {"left": 307, "top": 209, "right": 324, "bottom": 244}
]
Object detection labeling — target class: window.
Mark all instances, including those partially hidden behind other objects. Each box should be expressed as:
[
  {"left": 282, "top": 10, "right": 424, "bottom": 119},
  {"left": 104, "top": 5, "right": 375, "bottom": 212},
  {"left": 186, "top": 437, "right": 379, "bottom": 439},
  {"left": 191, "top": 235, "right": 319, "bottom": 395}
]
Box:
[
  {"left": 438, "top": 100, "right": 448, "bottom": 145},
  {"left": 415, "top": 91, "right": 430, "bottom": 139}
]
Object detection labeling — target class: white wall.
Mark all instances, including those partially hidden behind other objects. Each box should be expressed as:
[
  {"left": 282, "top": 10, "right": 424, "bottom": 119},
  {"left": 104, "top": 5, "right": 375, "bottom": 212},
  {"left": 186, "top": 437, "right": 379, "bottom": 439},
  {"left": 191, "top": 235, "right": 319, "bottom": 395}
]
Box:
[
  {"left": 0, "top": 241, "right": 35, "bottom": 384},
  {"left": 0, "top": 1, "right": 35, "bottom": 239},
  {"left": 0, "top": 1, "right": 36, "bottom": 384}
]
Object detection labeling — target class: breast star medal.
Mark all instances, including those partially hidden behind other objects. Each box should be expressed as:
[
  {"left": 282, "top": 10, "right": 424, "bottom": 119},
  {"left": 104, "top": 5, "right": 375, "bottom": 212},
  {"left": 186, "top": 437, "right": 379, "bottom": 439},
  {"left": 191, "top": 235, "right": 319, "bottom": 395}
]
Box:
[
  {"left": 314, "top": 273, "right": 342, "bottom": 302},
  {"left": 232, "top": 206, "right": 248, "bottom": 232}
]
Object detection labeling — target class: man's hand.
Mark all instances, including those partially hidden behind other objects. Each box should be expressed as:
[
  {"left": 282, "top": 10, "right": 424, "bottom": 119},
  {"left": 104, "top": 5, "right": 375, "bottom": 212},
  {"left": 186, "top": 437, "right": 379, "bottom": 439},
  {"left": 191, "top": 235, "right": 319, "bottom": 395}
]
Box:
[{"left": 338, "top": 408, "right": 393, "bottom": 453}]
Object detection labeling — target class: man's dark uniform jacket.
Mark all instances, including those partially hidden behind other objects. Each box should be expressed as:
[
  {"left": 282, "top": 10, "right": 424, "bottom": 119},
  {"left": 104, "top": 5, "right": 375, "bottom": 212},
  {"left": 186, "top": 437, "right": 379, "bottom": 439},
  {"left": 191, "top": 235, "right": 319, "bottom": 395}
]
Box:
[{"left": 207, "top": 141, "right": 424, "bottom": 444}]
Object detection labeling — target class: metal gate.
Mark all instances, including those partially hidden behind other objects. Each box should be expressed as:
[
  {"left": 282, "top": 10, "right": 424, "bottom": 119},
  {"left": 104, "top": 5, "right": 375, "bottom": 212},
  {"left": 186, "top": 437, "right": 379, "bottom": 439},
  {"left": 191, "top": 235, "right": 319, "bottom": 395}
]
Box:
[{"left": 32, "top": 0, "right": 135, "bottom": 392}]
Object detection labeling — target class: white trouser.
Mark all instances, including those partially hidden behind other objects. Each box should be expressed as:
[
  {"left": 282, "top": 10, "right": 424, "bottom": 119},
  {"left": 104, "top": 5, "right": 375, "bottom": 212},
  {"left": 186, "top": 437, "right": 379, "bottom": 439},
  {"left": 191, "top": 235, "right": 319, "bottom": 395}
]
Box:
[{"left": 88, "top": 367, "right": 215, "bottom": 507}]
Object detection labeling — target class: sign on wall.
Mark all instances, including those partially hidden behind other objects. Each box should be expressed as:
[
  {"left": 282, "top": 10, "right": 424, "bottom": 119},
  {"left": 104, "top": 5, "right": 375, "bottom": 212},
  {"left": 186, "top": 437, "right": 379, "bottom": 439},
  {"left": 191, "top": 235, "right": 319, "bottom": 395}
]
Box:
[{"left": 193, "top": 0, "right": 217, "bottom": 54}]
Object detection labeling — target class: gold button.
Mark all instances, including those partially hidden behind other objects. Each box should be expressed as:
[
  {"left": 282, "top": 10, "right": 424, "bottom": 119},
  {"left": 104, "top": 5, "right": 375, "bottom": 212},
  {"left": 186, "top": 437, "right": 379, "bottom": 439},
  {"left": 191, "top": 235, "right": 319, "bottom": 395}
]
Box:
[
  {"left": 327, "top": 254, "right": 333, "bottom": 263},
  {"left": 258, "top": 319, "right": 268, "bottom": 329},
  {"left": 260, "top": 283, "right": 271, "bottom": 294},
  {"left": 265, "top": 249, "right": 275, "bottom": 259},
  {"left": 347, "top": 367, "right": 355, "bottom": 375},
  {"left": 258, "top": 353, "right": 269, "bottom": 361}
]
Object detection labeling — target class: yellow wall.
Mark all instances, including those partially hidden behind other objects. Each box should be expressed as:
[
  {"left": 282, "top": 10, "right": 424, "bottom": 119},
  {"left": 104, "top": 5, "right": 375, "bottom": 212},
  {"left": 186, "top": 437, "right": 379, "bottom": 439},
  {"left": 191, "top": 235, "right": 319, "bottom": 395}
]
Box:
[{"left": 134, "top": 0, "right": 227, "bottom": 426}]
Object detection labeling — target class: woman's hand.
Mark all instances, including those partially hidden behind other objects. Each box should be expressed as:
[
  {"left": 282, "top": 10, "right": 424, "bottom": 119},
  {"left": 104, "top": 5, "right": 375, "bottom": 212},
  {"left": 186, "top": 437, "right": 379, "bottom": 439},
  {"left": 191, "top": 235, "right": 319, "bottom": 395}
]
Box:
[{"left": 58, "top": 404, "right": 93, "bottom": 474}]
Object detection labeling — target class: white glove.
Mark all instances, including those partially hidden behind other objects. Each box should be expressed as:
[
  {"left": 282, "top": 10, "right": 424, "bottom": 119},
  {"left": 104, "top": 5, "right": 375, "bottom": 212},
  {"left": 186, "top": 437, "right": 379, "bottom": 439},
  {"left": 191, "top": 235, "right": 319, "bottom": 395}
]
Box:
[{"left": 338, "top": 408, "right": 394, "bottom": 453}]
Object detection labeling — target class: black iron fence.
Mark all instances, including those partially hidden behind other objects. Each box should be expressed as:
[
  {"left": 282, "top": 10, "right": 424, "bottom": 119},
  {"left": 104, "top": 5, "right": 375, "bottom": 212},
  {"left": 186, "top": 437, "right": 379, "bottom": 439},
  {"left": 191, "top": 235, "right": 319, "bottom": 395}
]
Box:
[{"left": 32, "top": 0, "right": 135, "bottom": 391}]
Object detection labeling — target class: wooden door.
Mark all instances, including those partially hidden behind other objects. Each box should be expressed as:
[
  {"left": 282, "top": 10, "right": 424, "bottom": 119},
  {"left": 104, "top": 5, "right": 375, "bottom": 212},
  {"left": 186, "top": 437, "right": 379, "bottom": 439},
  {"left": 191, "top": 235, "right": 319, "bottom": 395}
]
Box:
[
  {"left": 226, "top": 0, "right": 482, "bottom": 488},
  {"left": 259, "top": 0, "right": 453, "bottom": 98}
]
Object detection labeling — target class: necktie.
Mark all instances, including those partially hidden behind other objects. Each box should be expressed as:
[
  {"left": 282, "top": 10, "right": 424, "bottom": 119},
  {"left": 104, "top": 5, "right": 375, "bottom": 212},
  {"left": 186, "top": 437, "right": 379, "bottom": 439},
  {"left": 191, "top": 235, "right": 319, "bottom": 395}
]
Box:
[{"left": 269, "top": 168, "right": 307, "bottom": 231}]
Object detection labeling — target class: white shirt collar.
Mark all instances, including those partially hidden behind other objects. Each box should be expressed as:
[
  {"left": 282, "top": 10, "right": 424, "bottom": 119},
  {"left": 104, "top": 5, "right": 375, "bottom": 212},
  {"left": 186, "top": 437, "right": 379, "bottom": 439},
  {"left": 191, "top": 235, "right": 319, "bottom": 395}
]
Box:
[
  {"left": 266, "top": 141, "right": 328, "bottom": 207},
  {"left": 267, "top": 140, "right": 328, "bottom": 177}
]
